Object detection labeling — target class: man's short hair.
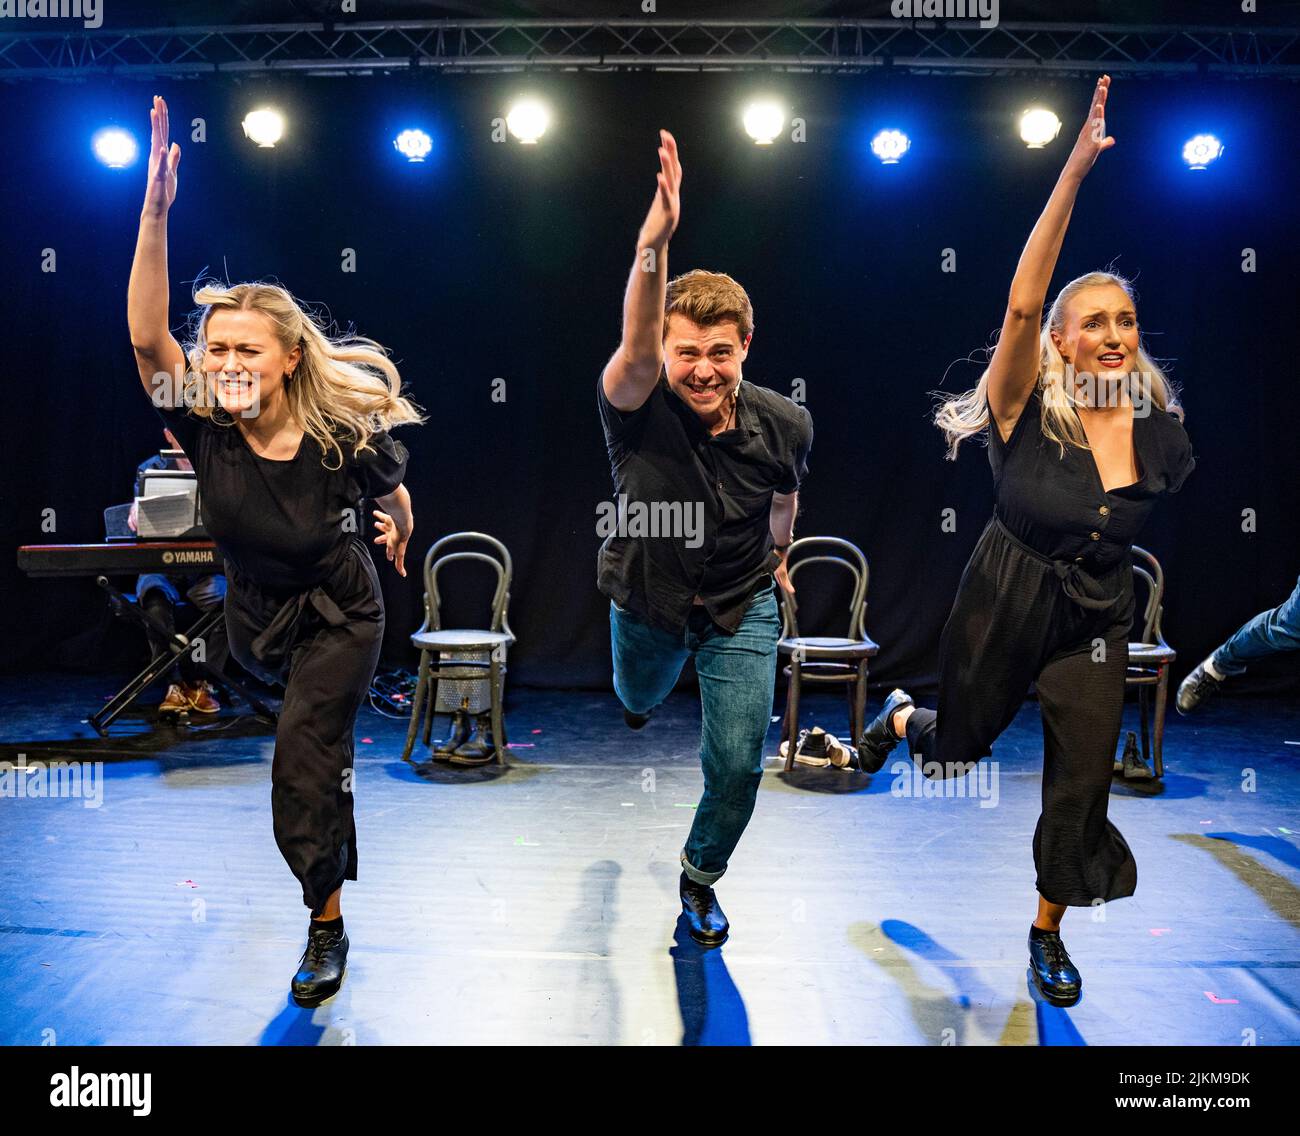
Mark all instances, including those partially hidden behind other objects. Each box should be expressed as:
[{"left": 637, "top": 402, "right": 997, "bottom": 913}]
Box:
[{"left": 663, "top": 270, "right": 754, "bottom": 344}]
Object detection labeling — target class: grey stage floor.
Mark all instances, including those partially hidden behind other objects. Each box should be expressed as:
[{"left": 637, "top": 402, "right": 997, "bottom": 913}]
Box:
[{"left": 1, "top": 676, "right": 1297, "bottom": 1046}]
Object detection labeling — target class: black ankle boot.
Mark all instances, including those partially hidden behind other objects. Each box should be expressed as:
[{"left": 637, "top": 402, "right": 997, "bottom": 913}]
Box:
[
  {"left": 679, "top": 871, "right": 729, "bottom": 946},
  {"left": 1028, "top": 926, "right": 1082, "bottom": 1006},
  {"left": 856, "top": 688, "right": 914, "bottom": 774},
  {"left": 450, "top": 711, "right": 496, "bottom": 765},
  {"left": 623, "top": 707, "right": 652, "bottom": 730},
  {"left": 434, "top": 699, "right": 472, "bottom": 759},
  {"left": 291, "top": 923, "right": 349, "bottom": 1008}
]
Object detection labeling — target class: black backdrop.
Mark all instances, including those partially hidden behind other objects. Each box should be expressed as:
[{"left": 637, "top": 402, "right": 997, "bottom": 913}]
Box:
[{"left": 2, "top": 68, "right": 1297, "bottom": 696}]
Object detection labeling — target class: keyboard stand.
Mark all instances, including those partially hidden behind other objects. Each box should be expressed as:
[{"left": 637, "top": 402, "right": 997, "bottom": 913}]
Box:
[{"left": 90, "top": 576, "right": 278, "bottom": 737}]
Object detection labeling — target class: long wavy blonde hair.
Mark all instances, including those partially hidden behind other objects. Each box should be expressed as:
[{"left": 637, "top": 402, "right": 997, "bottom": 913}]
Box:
[
  {"left": 181, "top": 280, "right": 425, "bottom": 469},
  {"left": 934, "top": 271, "right": 1183, "bottom": 460}
]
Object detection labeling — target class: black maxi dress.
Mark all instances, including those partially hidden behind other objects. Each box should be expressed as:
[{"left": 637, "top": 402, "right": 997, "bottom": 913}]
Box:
[
  {"left": 155, "top": 400, "right": 409, "bottom": 916},
  {"left": 903, "top": 390, "right": 1194, "bottom": 907}
]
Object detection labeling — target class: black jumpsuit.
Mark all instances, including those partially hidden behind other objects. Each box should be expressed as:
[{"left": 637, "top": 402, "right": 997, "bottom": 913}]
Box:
[
  {"left": 904, "top": 391, "right": 1194, "bottom": 907},
  {"left": 155, "top": 402, "right": 409, "bottom": 917}
]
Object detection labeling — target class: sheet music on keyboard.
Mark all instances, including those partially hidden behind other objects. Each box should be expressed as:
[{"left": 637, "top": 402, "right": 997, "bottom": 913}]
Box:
[{"left": 136, "top": 469, "right": 205, "bottom": 539}]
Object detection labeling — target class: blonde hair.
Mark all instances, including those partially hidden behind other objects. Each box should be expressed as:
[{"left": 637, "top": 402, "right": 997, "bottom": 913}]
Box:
[
  {"left": 663, "top": 269, "right": 754, "bottom": 343},
  {"left": 934, "top": 271, "right": 1183, "bottom": 460},
  {"left": 182, "top": 280, "right": 425, "bottom": 469}
]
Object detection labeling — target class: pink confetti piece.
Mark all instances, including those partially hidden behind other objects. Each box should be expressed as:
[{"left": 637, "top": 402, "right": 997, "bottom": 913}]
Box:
[
  {"left": 361, "top": 738, "right": 373, "bottom": 744},
  {"left": 1149, "top": 928, "right": 1171, "bottom": 936},
  {"left": 1204, "top": 992, "right": 1238, "bottom": 1004},
  {"left": 531, "top": 729, "right": 542, "bottom": 734},
  {"left": 175, "top": 879, "right": 198, "bottom": 888}
]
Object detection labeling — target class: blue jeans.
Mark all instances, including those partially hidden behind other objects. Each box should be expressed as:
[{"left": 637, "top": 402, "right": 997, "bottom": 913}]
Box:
[
  {"left": 610, "top": 583, "right": 781, "bottom": 885},
  {"left": 1212, "top": 573, "right": 1300, "bottom": 676}
]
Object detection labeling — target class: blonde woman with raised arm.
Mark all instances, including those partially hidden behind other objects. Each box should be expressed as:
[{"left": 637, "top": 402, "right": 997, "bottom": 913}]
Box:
[{"left": 128, "top": 95, "right": 424, "bottom": 1007}]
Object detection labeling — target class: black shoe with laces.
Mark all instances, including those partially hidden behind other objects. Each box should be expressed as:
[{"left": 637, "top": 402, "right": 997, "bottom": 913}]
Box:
[
  {"left": 291, "top": 924, "right": 349, "bottom": 1008},
  {"left": 679, "top": 871, "right": 729, "bottom": 946},
  {"left": 855, "top": 688, "right": 914, "bottom": 774},
  {"left": 1176, "top": 661, "right": 1224, "bottom": 716},
  {"left": 1028, "top": 927, "right": 1082, "bottom": 1006},
  {"left": 794, "top": 727, "right": 833, "bottom": 767}
]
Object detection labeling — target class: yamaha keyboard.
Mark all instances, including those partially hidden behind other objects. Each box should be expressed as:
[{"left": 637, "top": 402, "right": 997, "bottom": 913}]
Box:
[
  {"left": 17, "top": 541, "right": 224, "bottom": 579},
  {"left": 15, "top": 540, "right": 273, "bottom": 736}
]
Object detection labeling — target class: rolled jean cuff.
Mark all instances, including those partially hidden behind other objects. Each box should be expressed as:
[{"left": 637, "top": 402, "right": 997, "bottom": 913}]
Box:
[
  {"left": 1210, "top": 647, "right": 1248, "bottom": 677},
  {"left": 680, "top": 849, "right": 725, "bottom": 886}
]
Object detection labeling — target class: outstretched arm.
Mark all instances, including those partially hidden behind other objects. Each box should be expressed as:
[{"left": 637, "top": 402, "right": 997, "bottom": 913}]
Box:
[
  {"left": 987, "top": 75, "right": 1115, "bottom": 439},
  {"left": 128, "top": 95, "right": 187, "bottom": 408},
  {"left": 600, "top": 130, "right": 683, "bottom": 413}
]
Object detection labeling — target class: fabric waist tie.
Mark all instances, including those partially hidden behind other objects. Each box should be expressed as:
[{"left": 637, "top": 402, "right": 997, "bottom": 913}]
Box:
[
  {"left": 992, "top": 514, "right": 1121, "bottom": 613},
  {"left": 251, "top": 584, "right": 349, "bottom": 664}
]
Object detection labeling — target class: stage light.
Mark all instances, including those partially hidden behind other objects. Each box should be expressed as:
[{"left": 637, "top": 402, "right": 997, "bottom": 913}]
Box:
[
  {"left": 870, "top": 129, "right": 910, "bottom": 165},
  {"left": 742, "top": 100, "right": 785, "bottom": 145},
  {"left": 92, "top": 127, "right": 138, "bottom": 169},
  {"left": 241, "top": 107, "right": 285, "bottom": 148},
  {"left": 1020, "top": 108, "right": 1062, "bottom": 149},
  {"left": 1182, "top": 134, "right": 1224, "bottom": 170},
  {"left": 506, "top": 98, "right": 550, "bottom": 144},
  {"left": 393, "top": 129, "right": 433, "bottom": 163}
]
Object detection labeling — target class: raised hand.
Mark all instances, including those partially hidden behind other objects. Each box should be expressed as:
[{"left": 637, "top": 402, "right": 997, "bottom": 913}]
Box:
[
  {"left": 1064, "top": 75, "right": 1115, "bottom": 180},
  {"left": 639, "top": 129, "right": 682, "bottom": 247},
  {"left": 144, "top": 94, "right": 181, "bottom": 215}
]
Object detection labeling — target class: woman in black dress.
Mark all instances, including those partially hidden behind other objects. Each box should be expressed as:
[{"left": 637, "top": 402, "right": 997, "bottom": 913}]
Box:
[
  {"left": 127, "top": 96, "right": 424, "bottom": 1007},
  {"left": 856, "top": 76, "right": 1194, "bottom": 1005}
]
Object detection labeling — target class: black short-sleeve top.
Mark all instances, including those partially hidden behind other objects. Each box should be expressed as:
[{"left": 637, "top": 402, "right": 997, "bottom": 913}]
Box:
[
  {"left": 989, "top": 389, "right": 1194, "bottom": 570},
  {"left": 597, "top": 374, "right": 813, "bottom": 635},
  {"left": 154, "top": 401, "right": 409, "bottom": 596}
]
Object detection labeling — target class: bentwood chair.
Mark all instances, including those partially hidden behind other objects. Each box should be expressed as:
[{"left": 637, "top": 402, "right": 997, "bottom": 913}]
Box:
[
  {"left": 1125, "top": 545, "right": 1176, "bottom": 780},
  {"left": 401, "top": 532, "right": 515, "bottom": 766},
  {"left": 777, "top": 536, "right": 880, "bottom": 772}
]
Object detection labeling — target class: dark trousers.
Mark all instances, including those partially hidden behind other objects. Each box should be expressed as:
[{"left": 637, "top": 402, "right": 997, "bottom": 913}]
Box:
[
  {"left": 223, "top": 540, "right": 384, "bottom": 917},
  {"left": 137, "top": 574, "right": 230, "bottom": 684},
  {"left": 903, "top": 517, "right": 1136, "bottom": 908}
]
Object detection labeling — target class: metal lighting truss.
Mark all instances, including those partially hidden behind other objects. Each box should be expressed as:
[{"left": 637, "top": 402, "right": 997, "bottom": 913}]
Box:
[{"left": 1, "top": 18, "right": 1297, "bottom": 81}]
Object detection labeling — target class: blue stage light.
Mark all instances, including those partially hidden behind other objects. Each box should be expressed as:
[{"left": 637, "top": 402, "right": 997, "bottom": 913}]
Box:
[
  {"left": 1182, "top": 134, "right": 1224, "bottom": 170},
  {"left": 92, "top": 127, "right": 138, "bottom": 169},
  {"left": 393, "top": 129, "right": 433, "bottom": 163},
  {"left": 870, "top": 129, "right": 910, "bottom": 165}
]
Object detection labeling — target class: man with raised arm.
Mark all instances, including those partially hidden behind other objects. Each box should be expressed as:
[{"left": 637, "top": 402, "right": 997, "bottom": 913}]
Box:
[{"left": 597, "top": 130, "right": 813, "bottom": 946}]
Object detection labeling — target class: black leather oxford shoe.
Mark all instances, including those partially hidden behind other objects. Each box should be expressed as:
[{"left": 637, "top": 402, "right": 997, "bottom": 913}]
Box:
[
  {"left": 291, "top": 924, "right": 349, "bottom": 1008},
  {"left": 1028, "top": 928, "right": 1082, "bottom": 1007},
  {"left": 1176, "top": 661, "right": 1224, "bottom": 716},
  {"left": 679, "top": 871, "right": 729, "bottom": 947},
  {"left": 623, "top": 707, "right": 652, "bottom": 730},
  {"left": 856, "top": 688, "right": 914, "bottom": 774}
]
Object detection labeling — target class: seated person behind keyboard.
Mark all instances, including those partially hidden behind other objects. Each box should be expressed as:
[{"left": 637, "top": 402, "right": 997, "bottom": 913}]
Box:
[{"left": 129, "top": 427, "right": 229, "bottom": 715}]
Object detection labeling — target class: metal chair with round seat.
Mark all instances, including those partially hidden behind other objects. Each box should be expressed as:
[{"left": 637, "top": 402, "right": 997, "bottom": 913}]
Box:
[
  {"left": 1125, "top": 544, "right": 1176, "bottom": 780},
  {"left": 401, "top": 532, "right": 515, "bottom": 766},
  {"left": 777, "top": 536, "right": 880, "bottom": 772}
]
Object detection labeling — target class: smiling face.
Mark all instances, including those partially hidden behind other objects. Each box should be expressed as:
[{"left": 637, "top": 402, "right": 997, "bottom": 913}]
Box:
[
  {"left": 1051, "top": 283, "right": 1140, "bottom": 393},
  {"left": 202, "top": 308, "right": 300, "bottom": 417},
  {"left": 663, "top": 312, "right": 751, "bottom": 428}
]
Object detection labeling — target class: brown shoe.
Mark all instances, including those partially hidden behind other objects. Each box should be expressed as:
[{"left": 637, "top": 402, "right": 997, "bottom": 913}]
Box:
[
  {"left": 159, "top": 683, "right": 191, "bottom": 714},
  {"left": 185, "top": 681, "right": 221, "bottom": 714}
]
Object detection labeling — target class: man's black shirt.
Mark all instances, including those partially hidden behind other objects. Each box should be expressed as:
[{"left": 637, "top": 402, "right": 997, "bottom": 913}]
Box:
[{"left": 597, "top": 373, "right": 813, "bottom": 635}]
